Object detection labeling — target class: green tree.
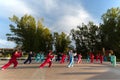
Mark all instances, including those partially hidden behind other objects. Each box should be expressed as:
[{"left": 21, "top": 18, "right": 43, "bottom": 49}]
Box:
[
  {"left": 7, "top": 14, "right": 53, "bottom": 52},
  {"left": 7, "top": 15, "right": 36, "bottom": 51},
  {"left": 71, "top": 22, "right": 100, "bottom": 54},
  {"left": 54, "top": 32, "right": 71, "bottom": 53},
  {"left": 33, "top": 20, "right": 53, "bottom": 52},
  {"left": 100, "top": 7, "right": 120, "bottom": 53}
]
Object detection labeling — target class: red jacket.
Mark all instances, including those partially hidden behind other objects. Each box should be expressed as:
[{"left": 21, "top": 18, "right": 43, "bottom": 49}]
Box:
[
  {"left": 10, "top": 51, "right": 22, "bottom": 60},
  {"left": 45, "top": 54, "right": 54, "bottom": 61}
]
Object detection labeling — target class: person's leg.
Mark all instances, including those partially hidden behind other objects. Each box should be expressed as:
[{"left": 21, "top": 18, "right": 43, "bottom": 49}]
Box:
[
  {"left": 68, "top": 58, "right": 73, "bottom": 67},
  {"left": 35, "top": 57, "right": 38, "bottom": 62},
  {"left": 91, "top": 58, "right": 94, "bottom": 63},
  {"left": 90, "top": 58, "right": 92, "bottom": 63},
  {"left": 1, "top": 61, "right": 12, "bottom": 70},
  {"left": 87, "top": 57, "right": 90, "bottom": 63},
  {"left": 80, "top": 59, "right": 82, "bottom": 63},
  {"left": 77, "top": 58, "right": 80, "bottom": 63},
  {"left": 48, "top": 61, "right": 52, "bottom": 67},
  {"left": 39, "top": 58, "right": 42, "bottom": 62},
  {"left": 29, "top": 59, "right": 32, "bottom": 64},
  {"left": 71, "top": 59, "right": 74, "bottom": 67},
  {"left": 24, "top": 59, "right": 28, "bottom": 64},
  {"left": 13, "top": 60, "right": 18, "bottom": 68},
  {"left": 63, "top": 58, "right": 65, "bottom": 63},
  {"left": 39, "top": 60, "right": 48, "bottom": 68},
  {"left": 60, "top": 58, "right": 63, "bottom": 64}
]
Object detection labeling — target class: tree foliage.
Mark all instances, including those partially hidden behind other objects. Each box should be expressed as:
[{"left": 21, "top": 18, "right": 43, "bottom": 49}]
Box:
[
  {"left": 7, "top": 7, "right": 120, "bottom": 58},
  {"left": 7, "top": 14, "right": 53, "bottom": 52},
  {"left": 71, "top": 22, "right": 100, "bottom": 54},
  {"left": 71, "top": 7, "right": 120, "bottom": 57},
  {"left": 100, "top": 7, "right": 120, "bottom": 54},
  {"left": 53, "top": 32, "right": 71, "bottom": 53}
]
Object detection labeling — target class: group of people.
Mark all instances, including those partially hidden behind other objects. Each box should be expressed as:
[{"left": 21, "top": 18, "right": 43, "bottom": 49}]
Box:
[
  {"left": 87, "top": 52, "right": 104, "bottom": 64},
  {"left": 23, "top": 51, "right": 45, "bottom": 64},
  {"left": 1, "top": 49, "right": 109, "bottom": 70},
  {"left": 1, "top": 50, "right": 54, "bottom": 70}
]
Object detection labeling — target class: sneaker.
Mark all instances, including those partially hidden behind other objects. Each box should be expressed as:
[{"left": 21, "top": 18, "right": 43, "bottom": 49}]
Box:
[{"left": 67, "top": 66, "right": 70, "bottom": 68}]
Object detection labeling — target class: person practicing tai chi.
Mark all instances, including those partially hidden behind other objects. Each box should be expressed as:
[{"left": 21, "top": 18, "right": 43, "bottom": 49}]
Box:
[
  {"left": 1, "top": 50, "right": 22, "bottom": 70},
  {"left": 77, "top": 53, "right": 82, "bottom": 64},
  {"left": 60, "top": 53, "right": 66, "bottom": 64},
  {"left": 35, "top": 52, "right": 45, "bottom": 63},
  {"left": 39, "top": 50, "right": 54, "bottom": 68},
  {"left": 90, "top": 52, "right": 94, "bottom": 63},
  {"left": 67, "top": 50, "right": 74, "bottom": 68},
  {"left": 99, "top": 54, "right": 103, "bottom": 64},
  {"left": 96, "top": 53, "right": 100, "bottom": 63},
  {"left": 24, "top": 51, "right": 33, "bottom": 64},
  {"left": 35, "top": 52, "right": 41, "bottom": 63},
  {"left": 86, "top": 52, "right": 90, "bottom": 63}
]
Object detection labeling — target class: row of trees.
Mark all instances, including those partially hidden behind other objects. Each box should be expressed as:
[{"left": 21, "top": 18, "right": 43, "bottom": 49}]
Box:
[
  {"left": 71, "top": 22, "right": 101, "bottom": 54},
  {"left": 6, "top": 7, "right": 120, "bottom": 57},
  {"left": 7, "top": 15, "right": 71, "bottom": 53},
  {"left": 71, "top": 7, "right": 120, "bottom": 57}
]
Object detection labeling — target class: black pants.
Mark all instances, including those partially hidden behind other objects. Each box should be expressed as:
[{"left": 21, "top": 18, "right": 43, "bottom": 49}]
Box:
[{"left": 24, "top": 58, "right": 32, "bottom": 64}]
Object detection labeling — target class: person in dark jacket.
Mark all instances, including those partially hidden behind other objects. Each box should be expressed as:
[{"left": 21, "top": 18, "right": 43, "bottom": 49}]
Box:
[{"left": 24, "top": 51, "right": 33, "bottom": 64}]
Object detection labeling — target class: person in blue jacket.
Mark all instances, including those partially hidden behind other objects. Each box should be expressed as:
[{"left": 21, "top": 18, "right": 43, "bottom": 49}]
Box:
[{"left": 67, "top": 50, "right": 74, "bottom": 68}]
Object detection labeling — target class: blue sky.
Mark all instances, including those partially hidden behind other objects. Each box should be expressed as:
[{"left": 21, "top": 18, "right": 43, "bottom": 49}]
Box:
[{"left": 0, "top": 0, "right": 120, "bottom": 48}]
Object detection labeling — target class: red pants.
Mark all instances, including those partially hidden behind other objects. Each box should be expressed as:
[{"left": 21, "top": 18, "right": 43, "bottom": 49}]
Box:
[
  {"left": 77, "top": 59, "right": 82, "bottom": 63},
  {"left": 60, "top": 58, "right": 65, "bottom": 64},
  {"left": 96, "top": 58, "right": 98, "bottom": 62},
  {"left": 39, "top": 60, "right": 52, "bottom": 68},
  {"left": 100, "top": 60, "right": 103, "bottom": 64},
  {"left": 2, "top": 59, "right": 18, "bottom": 69},
  {"left": 100, "top": 57, "right": 103, "bottom": 64},
  {"left": 91, "top": 58, "right": 94, "bottom": 63}
]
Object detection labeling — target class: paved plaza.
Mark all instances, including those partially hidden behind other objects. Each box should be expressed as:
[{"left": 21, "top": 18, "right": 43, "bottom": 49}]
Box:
[{"left": 0, "top": 60, "right": 120, "bottom": 80}]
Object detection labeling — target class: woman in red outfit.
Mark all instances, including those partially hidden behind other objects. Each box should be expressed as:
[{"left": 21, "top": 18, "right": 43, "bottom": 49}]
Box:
[
  {"left": 90, "top": 52, "right": 94, "bottom": 63},
  {"left": 60, "top": 53, "right": 66, "bottom": 64},
  {"left": 1, "top": 50, "right": 22, "bottom": 70},
  {"left": 39, "top": 50, "right": 54, "bottom": 68},
  {"left": 77, "top": 53, "right": 82, "bottom": 64},
  {"left": 96, "top": 54, "right": 99, "bottom": 62},
  {"left": 99, "top": 54, "right": 103, "bottom": 64}
]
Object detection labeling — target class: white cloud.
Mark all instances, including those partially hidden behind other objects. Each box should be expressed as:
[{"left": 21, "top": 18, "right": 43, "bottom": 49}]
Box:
[
  {"left": 0, "top": 0, "right": 98, "bottom": 48},
  {"left": 0, "top": 0, "right": 96, "bottom": 34},
  {"left": 41, "top": 0, "right": 58, "bottom": 12},
  {"left": 0, "top": 0, "right": 34, "bottom": 19},
  {"left": 0, "top": 39, "right": 16, "bottom": 48},
  {"left": 50, "top": 4, "right": 97, "bottom": 34}
]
